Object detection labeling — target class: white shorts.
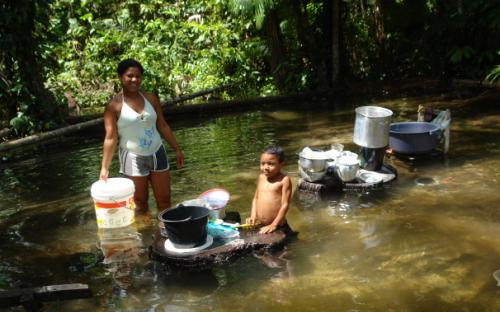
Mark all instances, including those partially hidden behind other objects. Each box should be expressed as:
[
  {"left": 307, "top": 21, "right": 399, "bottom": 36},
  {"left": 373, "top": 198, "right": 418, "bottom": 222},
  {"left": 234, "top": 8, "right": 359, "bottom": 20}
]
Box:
[{"left": 119, "top": 145, "right": 170, "bottom": 177}]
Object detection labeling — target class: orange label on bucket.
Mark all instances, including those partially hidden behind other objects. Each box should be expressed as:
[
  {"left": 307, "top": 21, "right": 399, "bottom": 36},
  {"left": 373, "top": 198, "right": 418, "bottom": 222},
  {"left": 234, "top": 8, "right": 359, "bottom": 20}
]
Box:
[{"left": 95, "top": 201, "right": 127, "bottom": 209}]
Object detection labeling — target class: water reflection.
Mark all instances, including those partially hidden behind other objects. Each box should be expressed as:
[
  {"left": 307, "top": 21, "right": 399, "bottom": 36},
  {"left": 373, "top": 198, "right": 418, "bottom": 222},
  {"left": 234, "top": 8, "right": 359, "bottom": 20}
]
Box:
[{"left": 97, "top": 225, "right": 143, "bottom": 290}]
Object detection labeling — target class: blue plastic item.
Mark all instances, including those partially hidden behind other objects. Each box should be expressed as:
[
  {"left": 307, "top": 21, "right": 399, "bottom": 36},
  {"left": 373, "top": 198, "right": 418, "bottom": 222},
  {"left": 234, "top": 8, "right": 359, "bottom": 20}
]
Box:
[
  {"left": 207, "top": 221, "right": 239, "bottom": 240},
  {"left": 389, "top": 122, "right": 441, "bottom": 155}
]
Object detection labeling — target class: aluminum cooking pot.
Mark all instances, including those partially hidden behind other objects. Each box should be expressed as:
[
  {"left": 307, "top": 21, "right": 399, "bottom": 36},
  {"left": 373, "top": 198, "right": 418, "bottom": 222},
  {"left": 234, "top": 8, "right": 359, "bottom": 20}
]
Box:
[
  {"left": 298, "top": 148, "right": 330, "bottom": 172},
  {"left": 353, "top": 106, "right": 393, "bottom": 148},
  {"left": 335, "top": 155, "right": 360, "bottom": 182}
]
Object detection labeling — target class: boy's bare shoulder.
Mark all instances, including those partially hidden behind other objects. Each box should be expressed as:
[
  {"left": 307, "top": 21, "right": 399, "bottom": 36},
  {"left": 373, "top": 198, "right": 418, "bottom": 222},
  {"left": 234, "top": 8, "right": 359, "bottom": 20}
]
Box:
[
  {"left": 257, "top": 173, "right": 267, "bottom": 182},
  {"left": 281, "top": 174, "right": 292, "bottom": 185}
]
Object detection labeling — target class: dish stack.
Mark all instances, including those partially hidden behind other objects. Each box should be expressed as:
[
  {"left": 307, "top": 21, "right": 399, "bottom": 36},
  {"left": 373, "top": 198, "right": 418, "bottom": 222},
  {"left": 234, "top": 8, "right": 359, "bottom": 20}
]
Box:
[
  {"left": 298, "top": 147, "right": 332, "bottom": 182},
  {"left": 298, "top": 146, "right": 361, "bottom": 183}
]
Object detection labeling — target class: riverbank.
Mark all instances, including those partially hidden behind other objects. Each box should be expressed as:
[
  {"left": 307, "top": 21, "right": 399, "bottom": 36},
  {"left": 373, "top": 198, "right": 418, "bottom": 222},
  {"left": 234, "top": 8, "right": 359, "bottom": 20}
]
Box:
[{"left": 1, "top": 78, "right": 498, "bottom": 154}]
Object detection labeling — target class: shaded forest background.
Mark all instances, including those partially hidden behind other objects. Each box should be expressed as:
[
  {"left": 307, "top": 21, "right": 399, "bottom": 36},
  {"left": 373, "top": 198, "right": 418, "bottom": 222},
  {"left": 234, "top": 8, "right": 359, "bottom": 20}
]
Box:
[{"left": 1, "top": 0, "right": 499, "bottom": 137}]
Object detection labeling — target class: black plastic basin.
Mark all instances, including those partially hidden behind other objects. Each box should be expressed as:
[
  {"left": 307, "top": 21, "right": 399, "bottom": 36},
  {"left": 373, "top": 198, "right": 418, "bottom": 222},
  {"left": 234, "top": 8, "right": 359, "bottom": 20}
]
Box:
[{"left": 158, "top": 205, "right": 210, "bottom": 248}]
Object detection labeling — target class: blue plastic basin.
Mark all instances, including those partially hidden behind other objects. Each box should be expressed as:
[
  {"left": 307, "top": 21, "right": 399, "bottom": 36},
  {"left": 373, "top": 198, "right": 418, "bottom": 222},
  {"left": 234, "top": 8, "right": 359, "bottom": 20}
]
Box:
[{"left": 389, "top": 122, "right": 441, "bottom": 155}]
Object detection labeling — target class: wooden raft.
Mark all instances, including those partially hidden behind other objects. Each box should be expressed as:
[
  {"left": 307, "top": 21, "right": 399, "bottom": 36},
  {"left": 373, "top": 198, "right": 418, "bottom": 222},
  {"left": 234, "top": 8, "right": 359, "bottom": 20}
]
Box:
[
  {"left": 298, "top": 164, "right": 398, "bottom": 194},
  {"left": 149, "top": 229, "right": 287, "bottom": 271}
]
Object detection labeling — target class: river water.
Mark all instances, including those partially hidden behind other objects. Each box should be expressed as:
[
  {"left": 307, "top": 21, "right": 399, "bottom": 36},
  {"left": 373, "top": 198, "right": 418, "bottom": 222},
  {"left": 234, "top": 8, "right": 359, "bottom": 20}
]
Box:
[{"left": 1, "top": 97, "right": 499, "bottom": 311}]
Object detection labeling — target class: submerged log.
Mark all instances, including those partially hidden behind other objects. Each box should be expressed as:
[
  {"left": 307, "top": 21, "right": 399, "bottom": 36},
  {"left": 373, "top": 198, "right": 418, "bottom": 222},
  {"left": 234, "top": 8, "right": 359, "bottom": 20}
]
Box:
[
  {"left": 149, "top": 229, "right": 287, "bottom": 271},
  {"left": 0, "top": 91, "right": 320, "bottom": 153},
  {"left": 0, "top": 118, "right": 103, "bottom": 153},
  {"left": 0, "top": 283, "right": 91, "bottom": 309}
]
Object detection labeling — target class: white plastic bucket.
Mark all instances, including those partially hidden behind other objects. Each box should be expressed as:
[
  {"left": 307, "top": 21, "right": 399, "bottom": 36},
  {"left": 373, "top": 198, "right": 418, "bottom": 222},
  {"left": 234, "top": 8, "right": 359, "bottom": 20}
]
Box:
[{"left": 90, "top": 178, "right": 135, "bottom": 228}]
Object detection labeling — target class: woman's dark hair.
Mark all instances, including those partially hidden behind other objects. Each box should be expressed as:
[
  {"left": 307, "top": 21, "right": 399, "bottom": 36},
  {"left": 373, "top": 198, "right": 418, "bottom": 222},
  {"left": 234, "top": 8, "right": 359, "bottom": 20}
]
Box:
[
  {"left": 263, "top": 145, "right": 285, "bottom": 162},
  {"left": 117, "top": 58, "right": 144, "bottom": 76}
]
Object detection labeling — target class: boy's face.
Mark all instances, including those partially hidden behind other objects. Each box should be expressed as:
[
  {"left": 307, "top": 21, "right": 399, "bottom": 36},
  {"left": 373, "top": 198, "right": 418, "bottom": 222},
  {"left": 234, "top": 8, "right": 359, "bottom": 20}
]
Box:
[{"left": 260, "top": 153, "right": 283, "bottom": 178}]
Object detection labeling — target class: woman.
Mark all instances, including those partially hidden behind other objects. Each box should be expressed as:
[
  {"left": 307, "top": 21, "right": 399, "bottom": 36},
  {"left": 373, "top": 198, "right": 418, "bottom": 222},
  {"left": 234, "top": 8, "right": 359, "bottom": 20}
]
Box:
[{"left": 99, "top": 58, "right": 184, "bottom": 213}]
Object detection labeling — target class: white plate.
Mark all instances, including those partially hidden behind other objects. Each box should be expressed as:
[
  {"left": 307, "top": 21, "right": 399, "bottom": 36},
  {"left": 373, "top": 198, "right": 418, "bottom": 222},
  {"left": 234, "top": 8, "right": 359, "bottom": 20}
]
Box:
[
  {"left": 164, "top": 235, "right": 213, "bottom": 255},
  {"left": 358, "top": 172, "right": 383, "bottom": 184}
]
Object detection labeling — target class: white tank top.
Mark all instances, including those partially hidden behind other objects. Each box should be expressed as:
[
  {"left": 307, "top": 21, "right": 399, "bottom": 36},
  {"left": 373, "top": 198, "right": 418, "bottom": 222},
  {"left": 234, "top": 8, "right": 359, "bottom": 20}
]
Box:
[{"left": 117, "top": 93, "right": 162, "bottom": 155}]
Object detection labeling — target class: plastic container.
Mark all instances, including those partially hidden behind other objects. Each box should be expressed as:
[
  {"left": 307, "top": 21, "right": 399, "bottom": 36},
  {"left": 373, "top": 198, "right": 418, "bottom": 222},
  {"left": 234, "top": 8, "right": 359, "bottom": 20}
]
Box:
[
  {"left": 158, "top": 205, "right": 210, "bottom": 249},
  {"left": 198, "top": 189, "right": 230, "bottom": 219},
  {"left": 90, "top": 178, "right": 135, "bottom": 229},
  {"left": 389, "top": 122, "right": 441, "bottom": 154}
]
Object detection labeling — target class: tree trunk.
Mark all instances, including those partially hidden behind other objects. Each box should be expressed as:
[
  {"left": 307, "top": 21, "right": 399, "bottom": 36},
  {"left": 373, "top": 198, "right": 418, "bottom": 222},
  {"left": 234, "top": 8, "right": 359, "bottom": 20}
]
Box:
[
  {"left": 373, "top": 0, "right": 385, "bottom": 45},
  {"left": 292, "top": 0, "right": 328, "bottom": 90},
  {"left": 359, "top": 0, "right": 366, "bottom": 16},
  {"left": 1, "top": 0, "right": 62, "bottom": 125},
  {"left": 263, "top": 9, "right": 287, "bottom": 92},
  {"left": 0, "top": 58, "right": 18, "bottom": 122},
  {"left": 372, "top": 0, "right": 386, "bottom": 73},
  {"left": 331, "top": 0, "right": 341, "bottom": 87}
]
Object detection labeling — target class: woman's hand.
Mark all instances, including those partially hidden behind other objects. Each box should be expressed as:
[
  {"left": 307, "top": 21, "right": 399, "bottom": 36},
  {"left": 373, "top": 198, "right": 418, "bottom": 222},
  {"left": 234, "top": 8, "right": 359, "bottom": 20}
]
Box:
[
  {"left": 99, "top": 168, "right": 109, "bottom": 181},
  {"left": 175, "top": 149, "right": 184, "bottom": 169}
]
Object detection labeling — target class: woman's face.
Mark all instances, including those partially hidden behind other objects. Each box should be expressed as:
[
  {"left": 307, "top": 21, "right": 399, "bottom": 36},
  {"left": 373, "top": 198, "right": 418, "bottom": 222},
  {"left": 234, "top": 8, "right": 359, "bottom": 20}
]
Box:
[{"left": 119, "top": 66, "right": 142, "bottom": 92}]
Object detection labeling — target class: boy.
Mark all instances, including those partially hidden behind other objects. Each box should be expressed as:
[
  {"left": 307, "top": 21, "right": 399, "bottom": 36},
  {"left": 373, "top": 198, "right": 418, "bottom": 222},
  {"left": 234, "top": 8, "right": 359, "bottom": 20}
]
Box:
[{"left": 247, "top": 146, "right": 293, "bottom": 234}]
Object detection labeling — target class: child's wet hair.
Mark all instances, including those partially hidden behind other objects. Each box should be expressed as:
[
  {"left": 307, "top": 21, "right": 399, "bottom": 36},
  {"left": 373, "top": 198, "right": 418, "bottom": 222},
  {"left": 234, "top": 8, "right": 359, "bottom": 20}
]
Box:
[
  {"left": 117, "top": 58, "right": 144, "bottom": 76},
  {"left": 263, "top": 145, "right": 285, "bottom": 162}
]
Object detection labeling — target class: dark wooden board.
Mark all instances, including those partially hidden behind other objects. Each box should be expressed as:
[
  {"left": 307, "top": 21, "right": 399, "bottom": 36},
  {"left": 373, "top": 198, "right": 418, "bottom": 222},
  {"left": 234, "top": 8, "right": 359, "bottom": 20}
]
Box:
[
  {"left": 297, "top": 164, "right": 398, "bottom": 194},
  {"left": 149, "top": 229, "right": 287, "bottom": 271},
  {"left": 0, "top": 283, "right": 91, "bottom": 309}
]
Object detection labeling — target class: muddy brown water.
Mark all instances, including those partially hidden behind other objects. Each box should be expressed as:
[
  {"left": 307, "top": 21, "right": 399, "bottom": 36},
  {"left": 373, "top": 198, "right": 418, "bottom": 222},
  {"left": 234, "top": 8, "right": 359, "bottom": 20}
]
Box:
[{"left": 1, "top": 98, "right": 499, "bottom": 311}]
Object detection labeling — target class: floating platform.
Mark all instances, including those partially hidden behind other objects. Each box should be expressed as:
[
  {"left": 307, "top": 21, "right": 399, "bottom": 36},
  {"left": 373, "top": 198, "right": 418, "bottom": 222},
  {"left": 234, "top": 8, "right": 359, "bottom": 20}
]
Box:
[
  {"left": 298, "top": 164, "right": 398, "bottom": 194},
  {"left": 149, "top": 229, "right": 287, "bottom": 271}
]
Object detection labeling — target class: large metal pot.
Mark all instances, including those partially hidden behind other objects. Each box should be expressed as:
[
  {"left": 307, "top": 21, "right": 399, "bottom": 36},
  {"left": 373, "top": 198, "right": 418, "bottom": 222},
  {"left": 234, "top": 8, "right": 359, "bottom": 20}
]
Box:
[
  {"left": 389, "top": 122, "right": 441, "bottom": 155},
  {"left": 353, "top": 106, "right": 393, "bottom": 148}
]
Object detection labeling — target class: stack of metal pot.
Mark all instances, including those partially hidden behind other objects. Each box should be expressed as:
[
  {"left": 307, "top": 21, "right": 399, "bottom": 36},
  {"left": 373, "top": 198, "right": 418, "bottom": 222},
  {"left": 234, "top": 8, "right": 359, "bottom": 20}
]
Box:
[
  {"left": 298, "top": 147, "right": 330, "bottom": 182},
  {"left": 353, "top": 106, "right": 393, "bottom": 171}
]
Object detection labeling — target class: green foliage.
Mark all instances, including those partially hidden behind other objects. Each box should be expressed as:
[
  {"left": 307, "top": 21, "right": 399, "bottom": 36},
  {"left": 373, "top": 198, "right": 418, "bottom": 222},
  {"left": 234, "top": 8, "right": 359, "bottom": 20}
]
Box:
[
  {"left": 228, "top": 0, "right": 275, "bottom": 29},
  {"left": 486, "top": 66, "right": 500, "bottom": 82},
  {"left": 9, "top": 112, "right": 34, "bottom": 136},
  {"left": 486, "top": 50, "right": 500, "bottom": 83},
  {"left": 449, "top": 47, "right": 475, "bottom": 64},
  {"left": 42, "top": 0, "right": 269, "bottom": 113},
  {"left": 2, "top": 0, "right": 500, "bottom": 134},
  {"left": 344, "top": 3, "right": 380, "bottom": 78}
]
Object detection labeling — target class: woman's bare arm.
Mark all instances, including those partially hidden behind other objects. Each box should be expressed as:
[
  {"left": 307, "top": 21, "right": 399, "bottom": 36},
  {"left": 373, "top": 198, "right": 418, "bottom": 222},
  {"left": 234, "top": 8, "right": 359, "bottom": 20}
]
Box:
[
  {"left": 99, "top": 98, "right": 119, "bottom": 180},
  {"left": 145, "top": 92, "right": 184, "bottom": 168}
]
